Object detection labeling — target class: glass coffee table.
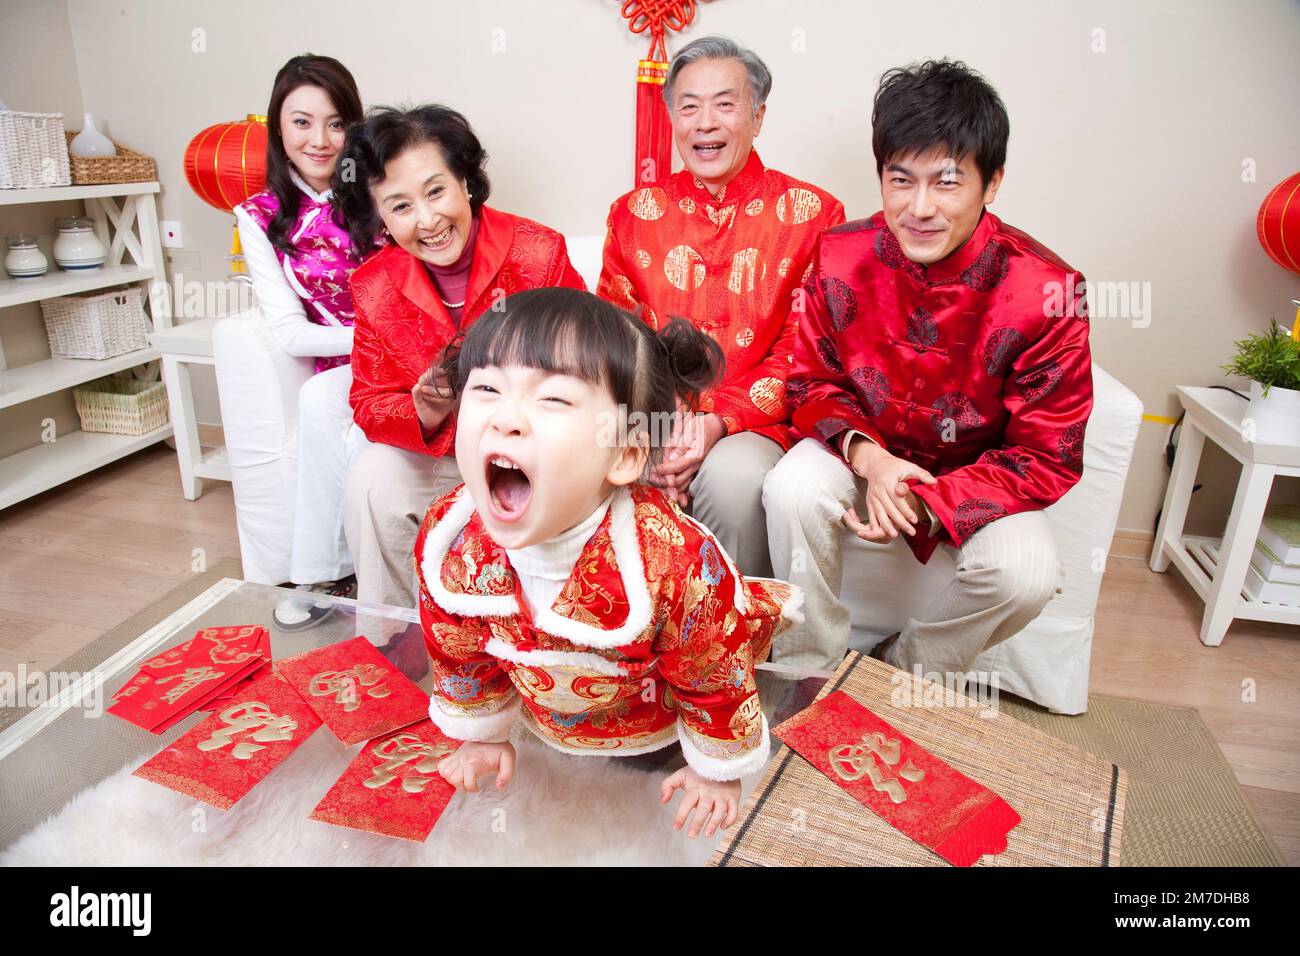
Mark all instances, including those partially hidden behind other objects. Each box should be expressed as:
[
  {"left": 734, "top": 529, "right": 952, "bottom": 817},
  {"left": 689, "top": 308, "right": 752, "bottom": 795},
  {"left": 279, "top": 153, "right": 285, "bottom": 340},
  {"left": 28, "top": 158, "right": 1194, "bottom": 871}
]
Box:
[{"left": 0, "top": 578, "right": 830, "bottom": 865}]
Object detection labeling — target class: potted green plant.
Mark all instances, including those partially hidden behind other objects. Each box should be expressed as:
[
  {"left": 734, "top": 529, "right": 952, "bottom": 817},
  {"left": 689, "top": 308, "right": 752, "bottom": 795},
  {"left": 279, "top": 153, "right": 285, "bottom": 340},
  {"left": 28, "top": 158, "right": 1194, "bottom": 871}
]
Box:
[{"left": 1223, "top": 319, "right": 1300, "bottom": 444}]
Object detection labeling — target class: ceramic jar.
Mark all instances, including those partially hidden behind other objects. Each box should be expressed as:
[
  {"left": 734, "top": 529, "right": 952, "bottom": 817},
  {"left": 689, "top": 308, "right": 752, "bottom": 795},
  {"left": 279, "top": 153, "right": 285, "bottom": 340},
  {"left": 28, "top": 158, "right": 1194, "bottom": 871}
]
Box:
[
  {"left": 5, "top": 234, "right": 49, "bottom": 279},
  {"left": 53, "top": 217, "right": 106, "bottom": 271}
]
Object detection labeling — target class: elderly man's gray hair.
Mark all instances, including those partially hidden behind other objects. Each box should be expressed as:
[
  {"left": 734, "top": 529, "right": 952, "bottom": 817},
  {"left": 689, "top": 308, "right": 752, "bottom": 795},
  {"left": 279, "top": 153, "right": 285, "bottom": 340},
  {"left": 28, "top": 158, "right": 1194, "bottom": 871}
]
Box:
[{"left": 663, "top": 35, "right": 772, "bottom": 114}]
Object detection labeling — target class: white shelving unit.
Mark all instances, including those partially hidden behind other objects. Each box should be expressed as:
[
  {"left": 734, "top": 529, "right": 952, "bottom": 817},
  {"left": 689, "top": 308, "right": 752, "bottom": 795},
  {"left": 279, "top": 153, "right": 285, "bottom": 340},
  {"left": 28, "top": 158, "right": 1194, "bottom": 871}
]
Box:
[{"left": 0, "top": 180, "right": 173, "bottom": 509}]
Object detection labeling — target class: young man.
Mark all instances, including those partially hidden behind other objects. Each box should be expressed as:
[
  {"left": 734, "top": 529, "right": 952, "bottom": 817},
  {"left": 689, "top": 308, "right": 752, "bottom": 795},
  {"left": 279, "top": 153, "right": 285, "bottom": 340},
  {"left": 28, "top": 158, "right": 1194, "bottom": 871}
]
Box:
[
  {"left": 598, "top": 35, "right": 844, "bottom": 578},
  {"left": 765, "top": 59, "right": 1092, "bottom": 680}
]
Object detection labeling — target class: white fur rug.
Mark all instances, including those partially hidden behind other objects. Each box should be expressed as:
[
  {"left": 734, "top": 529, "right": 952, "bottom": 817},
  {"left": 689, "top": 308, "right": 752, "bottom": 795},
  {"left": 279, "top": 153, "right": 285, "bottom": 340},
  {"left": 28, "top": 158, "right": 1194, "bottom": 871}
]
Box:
[{"left": 0, "top": 725, "right": 760, "bottom": 866}]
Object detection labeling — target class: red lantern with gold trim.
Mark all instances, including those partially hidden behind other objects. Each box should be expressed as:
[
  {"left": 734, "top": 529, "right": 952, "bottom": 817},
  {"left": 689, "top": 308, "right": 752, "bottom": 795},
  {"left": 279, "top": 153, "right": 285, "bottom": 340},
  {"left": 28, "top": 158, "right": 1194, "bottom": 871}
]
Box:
[
  {"left": 183, "top": 115, "right": 268, "bottom": 274},
  {"left": 1258, "top": 171, "right": 1300, "bottom": 276},
  {"left": 184, "top": 114, "right": 268, "bottom": 210}
]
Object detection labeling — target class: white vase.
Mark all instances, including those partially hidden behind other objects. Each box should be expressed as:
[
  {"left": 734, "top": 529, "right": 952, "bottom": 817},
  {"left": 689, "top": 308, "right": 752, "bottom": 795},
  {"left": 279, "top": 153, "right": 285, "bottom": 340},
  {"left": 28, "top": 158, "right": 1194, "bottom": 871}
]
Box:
[
  {"left": 69, "top": 113, "right": 116, "bottom": 158},
  {"left": 1243, "top": 380, "right": 1300, "bottom": 446}
]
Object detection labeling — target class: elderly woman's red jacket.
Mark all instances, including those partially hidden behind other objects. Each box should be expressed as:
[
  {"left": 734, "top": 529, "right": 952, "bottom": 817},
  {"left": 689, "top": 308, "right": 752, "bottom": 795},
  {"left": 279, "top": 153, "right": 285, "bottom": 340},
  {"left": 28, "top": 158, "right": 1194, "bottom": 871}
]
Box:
[{"left": 348, "top": 204, "right": 585, "bottom": 456}]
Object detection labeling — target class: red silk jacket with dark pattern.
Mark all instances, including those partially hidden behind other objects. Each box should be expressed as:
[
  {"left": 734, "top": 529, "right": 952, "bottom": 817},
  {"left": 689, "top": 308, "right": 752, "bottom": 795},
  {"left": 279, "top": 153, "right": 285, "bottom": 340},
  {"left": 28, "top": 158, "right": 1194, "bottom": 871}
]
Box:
[
  {"left": 348, "top": 204, "right": 585, "bottom": 456},
  {"left": 788, "top": 210, "right": 1093, "bottom": 563},
  {"left": 597, "top": 150, "right": 844, "bottom": 449}
]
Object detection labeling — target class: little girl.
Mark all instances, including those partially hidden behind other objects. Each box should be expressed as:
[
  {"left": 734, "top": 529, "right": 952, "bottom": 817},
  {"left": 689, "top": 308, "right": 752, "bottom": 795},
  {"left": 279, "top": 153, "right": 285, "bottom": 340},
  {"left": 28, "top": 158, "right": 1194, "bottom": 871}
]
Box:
[{"left": 413, "top": 287, "right": 802, "bottom": 838}]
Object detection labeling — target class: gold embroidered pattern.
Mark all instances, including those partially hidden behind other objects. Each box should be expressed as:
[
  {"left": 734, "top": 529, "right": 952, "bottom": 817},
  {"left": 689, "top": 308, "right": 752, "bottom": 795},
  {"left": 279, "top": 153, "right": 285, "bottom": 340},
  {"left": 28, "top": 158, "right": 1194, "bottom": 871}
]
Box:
[
  {"left": 364, "top": 733, "right": 454, "bottom": 793},
  {"left": 309, "top": 663, "right": 391, "bottom": 712},
  {"left": 727, "top": 247, "right": 762, "bottom": 294},
  {"left": 155, "top": 666, "right": 225, "bottom": 704},
  {"left": 829, "top": 732, "right": 926, "bottom": 803},
  {"left": 196, "top": 701, "right": 299, "bottom": 759}
]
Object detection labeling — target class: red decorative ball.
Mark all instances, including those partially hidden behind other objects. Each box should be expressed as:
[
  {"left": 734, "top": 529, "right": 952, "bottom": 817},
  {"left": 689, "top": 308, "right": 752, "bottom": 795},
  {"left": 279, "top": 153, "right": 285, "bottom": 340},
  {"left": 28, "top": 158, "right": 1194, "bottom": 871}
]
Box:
[
  {"left": 1257, "top": 171, "right": 1300, "bottom": 275},
  {"left": 183, "top": 115, "right": 268, "bottom": 212}
]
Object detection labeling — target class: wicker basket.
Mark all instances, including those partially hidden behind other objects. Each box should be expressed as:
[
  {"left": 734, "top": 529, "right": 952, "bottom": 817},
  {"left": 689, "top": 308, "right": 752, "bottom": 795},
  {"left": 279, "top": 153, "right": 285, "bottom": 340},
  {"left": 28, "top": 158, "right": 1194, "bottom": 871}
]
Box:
[
  {"left": 62, "top": 132, "right": 156, "bottom": 185},
  {"left": 73, "top": 376, "right": 169, "bottom": 436},
  {"left": 0, "top": 111, "right": 72, "bottom": 188},
  {"left": 40, "top": 287, "right": 150, "bottom": 360}
]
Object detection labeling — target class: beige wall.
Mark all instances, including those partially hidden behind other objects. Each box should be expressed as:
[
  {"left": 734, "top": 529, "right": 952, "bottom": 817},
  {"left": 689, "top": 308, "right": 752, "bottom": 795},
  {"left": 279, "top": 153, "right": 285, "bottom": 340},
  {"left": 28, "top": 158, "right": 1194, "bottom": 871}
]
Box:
[{"left": 8, "top": 0, "right": 1300, "bottom": 534}]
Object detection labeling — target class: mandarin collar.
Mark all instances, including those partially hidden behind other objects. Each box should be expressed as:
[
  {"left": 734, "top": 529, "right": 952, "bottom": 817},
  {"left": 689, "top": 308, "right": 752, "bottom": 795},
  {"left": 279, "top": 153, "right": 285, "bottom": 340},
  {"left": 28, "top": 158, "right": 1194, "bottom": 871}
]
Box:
[
  {"left": 289, "top": 165, "right": 332, "bottom": 205},
  {"left": 684, "top": 148, "right": 765, "bottom": 204},
  {"left": 917, "top": 209, "right": 998, "bottom": 285}
]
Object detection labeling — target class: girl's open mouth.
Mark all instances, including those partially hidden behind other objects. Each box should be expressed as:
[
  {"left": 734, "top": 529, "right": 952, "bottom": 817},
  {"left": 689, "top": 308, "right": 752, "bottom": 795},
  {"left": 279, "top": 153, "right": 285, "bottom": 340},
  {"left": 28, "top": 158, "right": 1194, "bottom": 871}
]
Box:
[{"left": 485, "top": 454, "right": 532, "bottom": 523}]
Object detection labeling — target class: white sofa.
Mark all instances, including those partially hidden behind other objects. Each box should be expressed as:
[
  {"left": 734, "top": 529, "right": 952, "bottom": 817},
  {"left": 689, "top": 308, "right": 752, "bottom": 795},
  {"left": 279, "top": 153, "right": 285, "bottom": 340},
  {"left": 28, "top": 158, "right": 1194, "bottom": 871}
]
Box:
[
  {"left": 212, "top": 310, "right": 315, "bottom": 587},
  {"left": 213, "top": 233, "right": 1142, "bottom": 715}
]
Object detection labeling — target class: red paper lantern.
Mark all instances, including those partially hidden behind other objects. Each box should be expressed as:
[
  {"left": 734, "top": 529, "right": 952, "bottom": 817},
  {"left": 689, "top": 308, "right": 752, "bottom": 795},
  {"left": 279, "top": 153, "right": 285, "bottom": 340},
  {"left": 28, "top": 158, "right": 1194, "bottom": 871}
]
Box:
[
  {"left": 184, "top": 114, "right": 268, "bottom": 211},
  {"left": 1257, "top": 171, "right": 1300, "bottom": 275}
]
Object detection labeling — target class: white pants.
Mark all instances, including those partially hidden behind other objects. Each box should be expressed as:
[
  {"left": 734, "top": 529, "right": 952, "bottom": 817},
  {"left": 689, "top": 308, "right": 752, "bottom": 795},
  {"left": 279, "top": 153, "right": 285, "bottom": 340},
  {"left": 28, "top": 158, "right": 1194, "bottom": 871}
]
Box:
[
  {"left": 763, "top": 438, "right": 1063, "bottom": 678},
  {"left": 343, "top": 442, "right": 462, "bottom": 610},
  {"left": 290, "top": 365, "right": 364, "bottom": 584}
]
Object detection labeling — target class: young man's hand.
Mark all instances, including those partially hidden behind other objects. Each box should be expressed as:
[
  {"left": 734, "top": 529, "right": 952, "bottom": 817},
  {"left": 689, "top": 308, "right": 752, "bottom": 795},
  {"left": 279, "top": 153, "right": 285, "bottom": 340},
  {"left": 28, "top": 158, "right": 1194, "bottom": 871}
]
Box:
[
  {"left": 437, "top": 740, "right": 516, "bottom": 792},
  {"left": 844, "top": 435, "right": 937, "bottom": 541},
  {"left": 660, "top": 766, "right": 742, "bottom": 838}
]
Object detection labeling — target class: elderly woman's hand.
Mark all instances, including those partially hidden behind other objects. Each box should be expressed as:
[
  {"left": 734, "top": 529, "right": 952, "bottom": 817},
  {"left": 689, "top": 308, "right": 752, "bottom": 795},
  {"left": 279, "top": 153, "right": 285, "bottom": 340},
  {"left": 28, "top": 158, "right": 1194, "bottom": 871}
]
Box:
[{"left": 412, "top": 356, "right": 455, "bottom": 439}]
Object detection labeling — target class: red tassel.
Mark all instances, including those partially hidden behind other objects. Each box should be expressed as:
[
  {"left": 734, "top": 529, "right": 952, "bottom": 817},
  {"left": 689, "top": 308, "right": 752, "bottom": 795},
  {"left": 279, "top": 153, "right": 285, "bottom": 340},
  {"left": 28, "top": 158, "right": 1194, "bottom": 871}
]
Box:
[
  {"left": 621, "top": 1, "right": 697, "bottom": 187},
  {"left": 635, "top": 59, "right": 670, "bottom": 186}
]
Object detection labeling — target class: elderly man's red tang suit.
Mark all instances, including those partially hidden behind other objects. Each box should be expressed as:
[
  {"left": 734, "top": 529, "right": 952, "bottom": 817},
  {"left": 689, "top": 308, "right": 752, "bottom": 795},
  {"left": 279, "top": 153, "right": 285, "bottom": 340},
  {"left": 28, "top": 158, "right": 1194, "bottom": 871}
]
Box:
[{"left": 599, "top": 149, "right": 844, "bottom": 576}]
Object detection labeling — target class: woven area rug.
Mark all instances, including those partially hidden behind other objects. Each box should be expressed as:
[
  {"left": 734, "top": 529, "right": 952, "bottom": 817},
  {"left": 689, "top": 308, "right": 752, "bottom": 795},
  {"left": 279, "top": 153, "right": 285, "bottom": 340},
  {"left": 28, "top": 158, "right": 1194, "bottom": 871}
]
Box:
[{"left": 995, "top": 694, "right": 1280, "bottom": 867}]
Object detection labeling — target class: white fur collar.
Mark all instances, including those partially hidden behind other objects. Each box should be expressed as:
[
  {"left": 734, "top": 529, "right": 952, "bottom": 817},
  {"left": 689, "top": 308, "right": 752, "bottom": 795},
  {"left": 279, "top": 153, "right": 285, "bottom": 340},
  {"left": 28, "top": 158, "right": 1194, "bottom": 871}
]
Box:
[{"left": 419, "top": 486, "right": 653, "bottom": 650}]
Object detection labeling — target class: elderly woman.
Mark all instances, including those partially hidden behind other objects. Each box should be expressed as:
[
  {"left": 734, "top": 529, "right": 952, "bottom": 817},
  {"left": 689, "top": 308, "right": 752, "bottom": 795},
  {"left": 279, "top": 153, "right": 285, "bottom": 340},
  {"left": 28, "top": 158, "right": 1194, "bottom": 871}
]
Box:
[{"left": 332, "top": 105, "right": 585, "bottom": 611}]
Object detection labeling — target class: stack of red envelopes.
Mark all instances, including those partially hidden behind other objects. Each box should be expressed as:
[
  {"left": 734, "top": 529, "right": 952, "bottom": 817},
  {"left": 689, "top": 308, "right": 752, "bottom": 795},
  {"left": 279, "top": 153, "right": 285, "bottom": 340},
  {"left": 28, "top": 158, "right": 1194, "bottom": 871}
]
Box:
[
  {"left": 131, "top": 635, "right": 459, "bottom": 843},
  {"left": 108, "top": 625, "right": 272, "bottom": 734}
]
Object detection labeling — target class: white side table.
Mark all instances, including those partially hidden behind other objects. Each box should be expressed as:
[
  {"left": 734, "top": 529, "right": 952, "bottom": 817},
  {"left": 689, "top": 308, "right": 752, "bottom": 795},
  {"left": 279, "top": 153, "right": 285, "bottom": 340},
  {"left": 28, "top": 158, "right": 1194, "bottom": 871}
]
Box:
[
  {"left": 149, "top": 316, "right": 230, "bottom": 499},
  {"left": 1149, "top": 385, "right": 1300, "bottom": 645}
]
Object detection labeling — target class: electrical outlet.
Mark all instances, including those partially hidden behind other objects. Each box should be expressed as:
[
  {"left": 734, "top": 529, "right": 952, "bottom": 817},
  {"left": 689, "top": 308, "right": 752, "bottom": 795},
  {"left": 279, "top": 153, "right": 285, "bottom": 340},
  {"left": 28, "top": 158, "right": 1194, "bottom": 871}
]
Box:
[{"left": 161, "top": 220, "right": 184, "bottom": 248}]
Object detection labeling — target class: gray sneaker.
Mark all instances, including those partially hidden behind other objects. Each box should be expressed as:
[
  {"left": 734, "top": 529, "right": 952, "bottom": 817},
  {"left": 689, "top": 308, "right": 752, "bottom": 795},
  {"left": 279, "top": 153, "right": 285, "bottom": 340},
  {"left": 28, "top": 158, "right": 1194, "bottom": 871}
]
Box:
[{"left": 272, "top": 577, "right": 357, "bottom": 632}]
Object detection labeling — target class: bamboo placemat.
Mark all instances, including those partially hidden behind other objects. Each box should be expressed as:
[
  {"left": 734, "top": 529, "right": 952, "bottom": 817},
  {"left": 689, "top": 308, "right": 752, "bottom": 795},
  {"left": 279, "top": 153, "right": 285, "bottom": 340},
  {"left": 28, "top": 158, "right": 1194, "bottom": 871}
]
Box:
[{"left": 714, "top": 652, "right": 1126, "bottom": 867}]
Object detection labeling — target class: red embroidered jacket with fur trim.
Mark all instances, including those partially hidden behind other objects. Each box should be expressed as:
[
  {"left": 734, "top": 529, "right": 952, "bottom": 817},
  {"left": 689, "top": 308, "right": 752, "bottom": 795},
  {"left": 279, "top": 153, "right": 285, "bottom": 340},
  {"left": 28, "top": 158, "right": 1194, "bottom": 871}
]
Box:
[{"left": 414, "top": 483, "right": 801, "bottom": 780}]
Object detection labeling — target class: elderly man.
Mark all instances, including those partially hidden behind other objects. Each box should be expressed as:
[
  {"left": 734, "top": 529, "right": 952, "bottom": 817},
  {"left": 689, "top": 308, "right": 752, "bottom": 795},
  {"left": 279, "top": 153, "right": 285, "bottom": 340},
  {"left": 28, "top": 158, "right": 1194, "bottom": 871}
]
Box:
[
  {"left": 765, "top": 60, "right": 1092, "bottom": 680},
  {"left": 598, "top": 35, "right": 844, "bottom": 577}
]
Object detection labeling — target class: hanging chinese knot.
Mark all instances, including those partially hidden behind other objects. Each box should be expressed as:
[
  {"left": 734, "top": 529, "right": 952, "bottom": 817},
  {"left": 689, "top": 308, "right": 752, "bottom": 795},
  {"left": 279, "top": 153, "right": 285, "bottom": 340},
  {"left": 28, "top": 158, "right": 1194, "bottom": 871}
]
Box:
[{"left": 620, "top": 0, "right": 697, "bottom": 186}]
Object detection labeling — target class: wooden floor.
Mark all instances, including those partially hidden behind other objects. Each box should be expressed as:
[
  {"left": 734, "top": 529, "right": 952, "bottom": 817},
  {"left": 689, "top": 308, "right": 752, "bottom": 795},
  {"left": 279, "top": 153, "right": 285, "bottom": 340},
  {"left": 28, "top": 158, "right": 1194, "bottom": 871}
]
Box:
[{"left": 1, "top": 445, "right": 1296, "bottom": 863}]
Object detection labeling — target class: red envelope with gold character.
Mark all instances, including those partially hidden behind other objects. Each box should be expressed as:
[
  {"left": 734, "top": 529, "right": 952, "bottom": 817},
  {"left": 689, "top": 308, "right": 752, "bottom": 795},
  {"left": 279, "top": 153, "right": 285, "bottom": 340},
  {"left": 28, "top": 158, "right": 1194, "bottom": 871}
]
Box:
[
  {"left": 274, "top": 636, "right": 428, "bottom": 746},
  {"left": 192, "top": 630, "right": 274, "bottom": 714},
  {"left": 773, "top": 690, "right": 1021, "bottom": 866},
  {"left": 133, "top": 672, "right": 322, "bottom": 810},
  {"left": 196, "top": 659, "right": 273, "bottom": 713},
  {"left": 109, "top": 625, "right": 269, "bottom": 733},
  {"left": 310, "top": 719, "right": 460, "bottom": 842}
]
